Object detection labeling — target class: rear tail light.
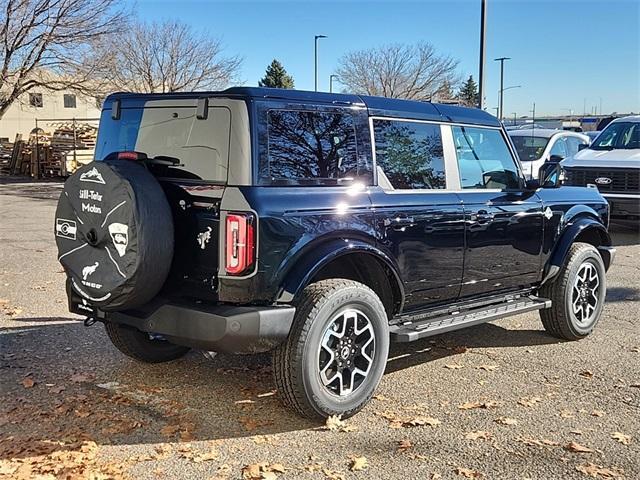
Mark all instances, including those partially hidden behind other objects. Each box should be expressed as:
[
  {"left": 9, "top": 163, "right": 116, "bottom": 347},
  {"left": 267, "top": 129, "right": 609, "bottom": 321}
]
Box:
[{"left": 225, "top": 213, "right": 255, "bottom": 275}]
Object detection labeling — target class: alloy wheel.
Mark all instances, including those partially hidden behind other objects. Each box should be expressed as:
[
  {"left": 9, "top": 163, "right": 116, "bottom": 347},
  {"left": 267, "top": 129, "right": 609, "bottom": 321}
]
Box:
[
  {"left": 571, "top": 261, "right": 601, "bottom": 324},
  {"left": 318, "top": 309, "right": 376, "bottom": 396}
]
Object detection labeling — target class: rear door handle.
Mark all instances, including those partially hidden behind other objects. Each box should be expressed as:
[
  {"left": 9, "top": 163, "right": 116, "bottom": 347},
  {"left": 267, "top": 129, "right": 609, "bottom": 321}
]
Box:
[
  {"left": 383, "top": 216, "right": 416, "bottom": 230},
  {"left": 472, "top": 210, "right": 494, "bottom": 222}
]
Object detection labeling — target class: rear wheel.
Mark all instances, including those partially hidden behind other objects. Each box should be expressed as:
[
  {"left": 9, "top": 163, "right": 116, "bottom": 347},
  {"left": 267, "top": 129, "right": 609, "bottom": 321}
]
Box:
[
  {"left": 105, "top": 322, "right": 190, "bottom": 363},
  {"left": 539, "top": 242, "right": 606, "bottom": 340},
  {"left": 272, "top": 279, "right": 389, "bottom": 420}
]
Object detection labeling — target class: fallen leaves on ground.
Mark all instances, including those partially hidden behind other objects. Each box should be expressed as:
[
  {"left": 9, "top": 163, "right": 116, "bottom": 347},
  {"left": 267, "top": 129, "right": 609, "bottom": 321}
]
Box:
[
  {"left": 48, "top": 385, "right": 66, "bottom": 394},
  {"left": 445, "top": 364, "right": 464, "bottom": 369},
  {"left": 406, "top": 416, "right": 441, "bottom": 427},
  {"left": 324, "top": 415, "right": 356, "bottom": 432},
  {"left": 465, "top": 431, "right": 492, "bottom": 440},
  {"left": 494, "top": 417, "right": 517, "bottom": 425},
  {"left": 575, "top": 462, "right": 624, "bottom": 478},
  {"left": 455, "top": 466, "right": 483, "bottom": 478},
  {"left": 377, "top": 412, "right": 441, "bottom": 428},
  {"left": 611, "top": 432, "right": 631, "bottom": 445},
  {"left": 565, "top": 441, "right": 593, "bottom": 453},
  {"left": 591, "top": 410, "right": 605, "bottom": 417},
  {"left": 323, "top": 468, "right": 346, "bottom": 480},
  {"left": 21, "top": 377, "right": 35, "bottom": 389},
  {"left": 242, "top": 462, "right": 285, "bottom": 479},
  {"left": 0, "top": 300, "right": 23, "bottom": 316},
  {"left": 458, "top": 400, "right": 501, "bottom": 410},
  {"left": 239, "top": 416, "right": 272, "bottom": 432},
  {"left": 0, "top": 439, "right": 128, "bottom": 479},
  {"left": 349, "top": 456, "right": 368, "bottom": 471},
  {"left": 69, "top": 372, "right": 95, "bottom": 383},
  {"left": 580, "top": 370, "right": 595, "bottom": 378},
  {"left": 397, "top": 439, "right": 413, "bottom": 451},
  {"left": 476, "top": 365, "right": 498, "bottom": 371},
  {"left": 517, "top": 396, "right": 542, "bottom": 407}
]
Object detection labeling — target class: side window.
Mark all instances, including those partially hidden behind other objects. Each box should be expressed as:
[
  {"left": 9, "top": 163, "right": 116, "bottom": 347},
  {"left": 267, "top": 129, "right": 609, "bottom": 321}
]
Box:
[
  {"left": 264, "top": 109, "right": 358, "bottom": 184},
  {"left": 373, "top": 119, "right": 446, "bottom": 190},
  {"left": 63, "top": 94, "right": 77, "bottom": 108},
  {"left": 549, "top": 137, "right": 568, "bottom": 158},
  {"left": 452, "top": 126, "right": 521, "bottom": 190},
  {"left": 566, "top": 136, "right": 587, "bottom": 155}
]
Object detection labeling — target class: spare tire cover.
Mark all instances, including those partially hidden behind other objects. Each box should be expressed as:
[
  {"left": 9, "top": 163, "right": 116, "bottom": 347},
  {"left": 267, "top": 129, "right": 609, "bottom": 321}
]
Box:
[{"left": 55, "top": 160, "right": 174, "bottom": 311}]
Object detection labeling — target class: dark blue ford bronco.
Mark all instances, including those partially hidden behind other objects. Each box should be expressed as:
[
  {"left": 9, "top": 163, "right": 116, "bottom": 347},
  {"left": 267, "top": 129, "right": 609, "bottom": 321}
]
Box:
[{"left": 55, "top": 88, "right": 615, "bottom": 419}]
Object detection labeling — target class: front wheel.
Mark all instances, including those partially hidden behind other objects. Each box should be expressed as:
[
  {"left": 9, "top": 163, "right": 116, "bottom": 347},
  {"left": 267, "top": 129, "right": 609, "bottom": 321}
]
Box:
[
  {"left": 539, "top": 242, "right": 607, "bottom": 340},
  {"left": 273, "top": 279, "right": 389, "bottom": 420}
]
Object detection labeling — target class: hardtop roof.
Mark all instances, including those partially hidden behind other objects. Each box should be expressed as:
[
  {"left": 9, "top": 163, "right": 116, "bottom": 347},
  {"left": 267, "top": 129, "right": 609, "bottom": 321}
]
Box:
[{"left": 104, "top": 86, "right": 501, "bottom": 127}]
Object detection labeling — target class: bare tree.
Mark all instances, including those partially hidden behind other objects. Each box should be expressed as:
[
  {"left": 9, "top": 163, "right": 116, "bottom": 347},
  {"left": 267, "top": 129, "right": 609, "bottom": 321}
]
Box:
[
  {"left": 94, "top": 20, "right": 242, "bottom": 93},
  {"left": 0, "top": 0, "right": 125, "bottom": 118},
  {"left": 336, "top": 42, "right": 460, "bottom": 101}
]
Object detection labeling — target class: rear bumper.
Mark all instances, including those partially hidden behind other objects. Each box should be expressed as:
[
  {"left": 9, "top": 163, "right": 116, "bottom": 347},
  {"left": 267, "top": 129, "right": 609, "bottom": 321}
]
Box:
[{"left": 102, "top": 299, "right": 295, "bottom": 354}]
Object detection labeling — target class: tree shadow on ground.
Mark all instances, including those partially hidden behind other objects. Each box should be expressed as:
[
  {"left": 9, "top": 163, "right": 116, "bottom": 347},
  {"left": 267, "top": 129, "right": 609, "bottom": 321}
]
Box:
[
  {"left": 386, "top": 322, "right": 561, "bottom": 374},
  {"left": 0, "top": 315, "right": 564, "bottom": 458},
  {"left": 606, "top": 286, "right": 640, "bottom": 303}
]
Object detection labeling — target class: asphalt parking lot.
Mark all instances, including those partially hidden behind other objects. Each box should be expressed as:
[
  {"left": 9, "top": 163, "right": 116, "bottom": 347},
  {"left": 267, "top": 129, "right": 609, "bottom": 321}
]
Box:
[{"left": 1, "top": 179, "right": 639, "bottom": 480}]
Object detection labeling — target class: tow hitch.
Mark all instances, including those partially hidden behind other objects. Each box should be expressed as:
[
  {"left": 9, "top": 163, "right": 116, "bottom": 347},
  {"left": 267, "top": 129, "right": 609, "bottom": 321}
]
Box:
[{"left": 84, "top": 317, "right": 98, "bottom": 327}]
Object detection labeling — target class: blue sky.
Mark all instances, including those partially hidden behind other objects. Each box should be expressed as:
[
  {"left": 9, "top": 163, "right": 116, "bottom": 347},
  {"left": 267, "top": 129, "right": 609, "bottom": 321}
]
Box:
[{"left": 132, "top": 0, "right": 639, "bottom": 117}]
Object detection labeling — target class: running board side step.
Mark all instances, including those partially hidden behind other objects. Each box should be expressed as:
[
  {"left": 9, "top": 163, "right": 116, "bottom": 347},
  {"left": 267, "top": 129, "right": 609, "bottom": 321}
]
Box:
[{"left": 389, "top": 296, "right": 551, "bottom": 343}]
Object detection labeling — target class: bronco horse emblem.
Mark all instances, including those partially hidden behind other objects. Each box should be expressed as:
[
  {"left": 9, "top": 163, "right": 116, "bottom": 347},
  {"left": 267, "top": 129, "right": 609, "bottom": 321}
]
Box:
[{"left": 82, "top": 262, "right": 99, "bottom": 280}]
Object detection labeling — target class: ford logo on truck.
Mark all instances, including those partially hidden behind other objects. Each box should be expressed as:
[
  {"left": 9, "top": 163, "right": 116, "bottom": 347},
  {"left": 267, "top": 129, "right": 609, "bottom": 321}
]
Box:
[{"left": 595, "top": 177, "right": 612, "bottom": 185}]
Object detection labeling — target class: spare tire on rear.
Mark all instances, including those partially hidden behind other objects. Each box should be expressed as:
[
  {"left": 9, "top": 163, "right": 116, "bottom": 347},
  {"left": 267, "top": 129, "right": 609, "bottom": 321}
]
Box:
[{"left": 55, "top": 159, "right": 173, "bottom": 311}]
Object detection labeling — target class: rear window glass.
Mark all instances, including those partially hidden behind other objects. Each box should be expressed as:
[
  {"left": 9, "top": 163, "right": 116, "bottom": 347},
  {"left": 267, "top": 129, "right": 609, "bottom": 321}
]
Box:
[
  {"left": 262, "top": 109, "right": 359, "bottom": 184},
  {"left": 373, "top": 119, "right": 446, "bottom": 190},
  {"left": 95, "top": 105, "right": 230, "bottom": 182}
]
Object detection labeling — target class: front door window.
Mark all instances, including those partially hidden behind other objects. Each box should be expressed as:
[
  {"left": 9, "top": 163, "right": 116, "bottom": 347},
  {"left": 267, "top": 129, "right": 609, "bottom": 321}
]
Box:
[{"left": 452, "top": 126, "right": 521, "bottom": 190}]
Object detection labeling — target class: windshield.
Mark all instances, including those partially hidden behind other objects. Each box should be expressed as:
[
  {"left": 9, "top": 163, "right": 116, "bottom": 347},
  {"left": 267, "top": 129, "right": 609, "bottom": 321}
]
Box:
[
  {"left": 510, "top": 136, "right": 550, "bottom": 161},
  {"left": 95, "top": 104, "right": 231, "bottom": 182},
  {"left": 590, "top": 122, "right": 640, "bottom": 150}
]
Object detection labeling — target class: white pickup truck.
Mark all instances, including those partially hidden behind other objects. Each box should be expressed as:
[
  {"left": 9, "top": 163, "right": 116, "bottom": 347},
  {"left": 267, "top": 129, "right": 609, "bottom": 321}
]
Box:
[{"left": 562, "top": 116, "right": 640, "bottom": 224}]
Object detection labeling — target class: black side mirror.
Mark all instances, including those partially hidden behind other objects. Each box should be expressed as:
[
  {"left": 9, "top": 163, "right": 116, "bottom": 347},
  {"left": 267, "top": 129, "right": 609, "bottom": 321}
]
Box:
[
  {"left": 525, "top": 179, "right": 540, "bottom": 190},
  {"left": 578, "top": 143, "right": 588, "bottom": 151},
  {"left": 538, "top": 162, "right": 562, "bottom": 188},
  {"left": 548, "top": 154, "right": 565, "bottom": 163}
]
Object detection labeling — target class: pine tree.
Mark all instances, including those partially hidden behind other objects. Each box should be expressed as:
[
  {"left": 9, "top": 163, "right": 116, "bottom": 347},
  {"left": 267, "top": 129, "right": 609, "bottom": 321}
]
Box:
[
  {"left": 435, "top": 80, "right": 455, "bottom": 102},
  {"left": 458, "top": 75, "right": 479, "bottom": 107},
  {"left": 259, "top": 59, "right": 295, "bottom": 89}
]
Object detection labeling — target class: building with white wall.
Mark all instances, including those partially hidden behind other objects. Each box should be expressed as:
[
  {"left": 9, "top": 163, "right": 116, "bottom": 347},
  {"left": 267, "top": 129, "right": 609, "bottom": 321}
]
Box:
[{"left": 0, "top": 90, "right": 102, "bottom": 142}]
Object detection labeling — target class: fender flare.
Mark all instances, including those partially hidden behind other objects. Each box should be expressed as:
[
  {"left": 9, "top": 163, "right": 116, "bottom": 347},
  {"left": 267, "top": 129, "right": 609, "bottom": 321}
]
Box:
[
  {"left": 276, "top": 238, "right": 405, "bottom": 312},
  {"left": 542, "top": 216, "right": 612, "bottom": 285}
]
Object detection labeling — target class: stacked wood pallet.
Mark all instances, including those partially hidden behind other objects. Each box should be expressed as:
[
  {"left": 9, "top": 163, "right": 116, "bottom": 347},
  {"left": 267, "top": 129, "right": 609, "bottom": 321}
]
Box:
[{"left": 2, "top": 123, "right": 98, "bottom": 177}]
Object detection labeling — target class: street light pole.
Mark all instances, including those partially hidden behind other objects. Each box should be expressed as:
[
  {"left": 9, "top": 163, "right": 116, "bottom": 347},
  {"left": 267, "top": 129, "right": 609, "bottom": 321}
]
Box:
[
  {"left": 329, "top": 74, "right": 338, "bottom": 93},
  {"left": 478, "top": 0, "right": 487, "bottom": 109},
  {"left": 494, "top": 57, "right": 510, "bottom": 121},
  {"left": 314, "top": 35, "right": 327, "bottom": 92}
]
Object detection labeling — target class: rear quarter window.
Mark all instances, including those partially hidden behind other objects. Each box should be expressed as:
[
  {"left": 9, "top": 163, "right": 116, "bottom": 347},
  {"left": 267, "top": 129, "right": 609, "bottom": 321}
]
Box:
[{"left": 259, "top": 108, "right": 361, "bottom": 185}]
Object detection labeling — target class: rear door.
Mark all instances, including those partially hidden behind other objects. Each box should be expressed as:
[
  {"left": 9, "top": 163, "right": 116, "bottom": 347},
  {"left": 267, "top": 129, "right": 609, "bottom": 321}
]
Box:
[
  {"left": 449, "top": 125, "right": 544, "bottom": 298},
  {"left": 95, "top": 97, "right": 246, "bottom": 301},
  {"left": 370, "top": 118, "right": 465, "bottom": 310}
]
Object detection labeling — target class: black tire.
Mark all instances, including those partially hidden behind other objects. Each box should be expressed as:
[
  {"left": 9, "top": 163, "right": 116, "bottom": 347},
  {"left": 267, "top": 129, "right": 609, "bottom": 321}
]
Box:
[
  {"left": 272, "top": 279, "right": 389, "bottom": 420},
  {"left": 55, "top": 160, "right": 174, "bottom": 311},
  {"left": 539, "top": 242, "right": 606, "bottom": 340},
  {"left": 105, "top": 322, "right": 190, "bottom": 363}
]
